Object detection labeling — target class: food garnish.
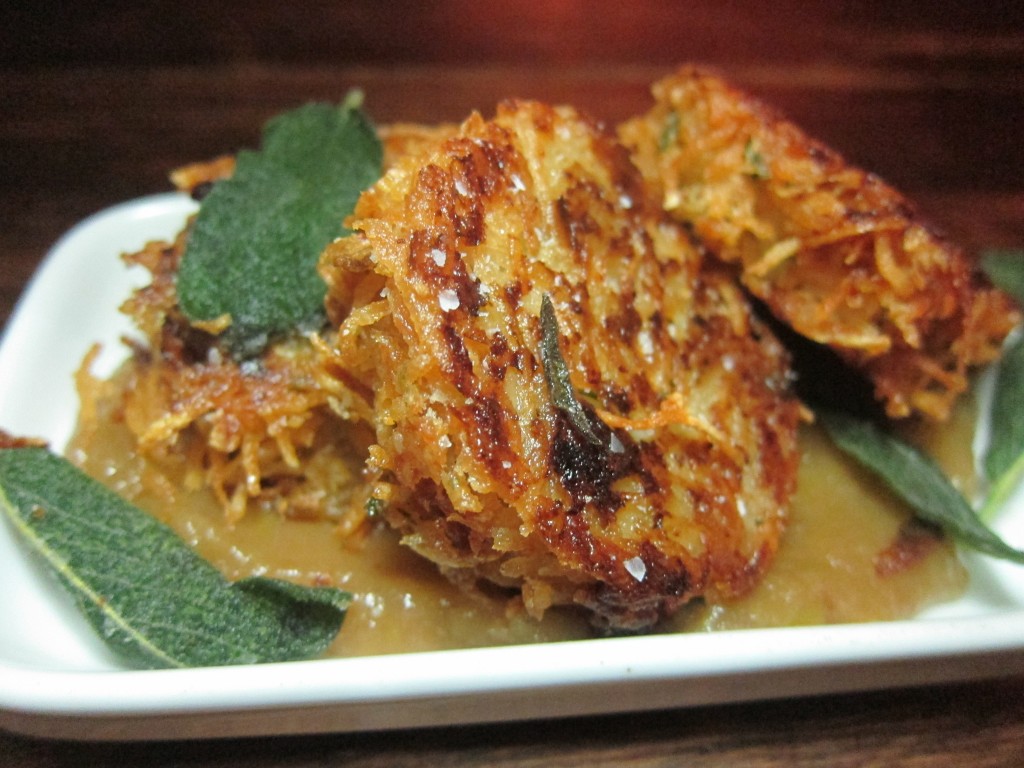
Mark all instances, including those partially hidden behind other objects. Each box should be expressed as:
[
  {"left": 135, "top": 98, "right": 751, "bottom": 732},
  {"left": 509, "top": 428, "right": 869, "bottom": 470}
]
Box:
[
  {"left": 983, "top": 336, "right": 1024, "bottom": 519},
  {"left": 0, "top": 444, "right": 350, "bottom": 668},
  {"left": 539, "top": 294, "right": 604, "bottom": 447},
  {"left": 177, "top": 93, "right": 382, "bottom": 359},
  {"left": 979, "top": 250, "right": 1024, "bottom": 519},
  {"left": 820, "top": 411, "right": 1024, "bottom": 565},
  {"left": 981, "top": 249, "right": 1024, "bottom": 306}
]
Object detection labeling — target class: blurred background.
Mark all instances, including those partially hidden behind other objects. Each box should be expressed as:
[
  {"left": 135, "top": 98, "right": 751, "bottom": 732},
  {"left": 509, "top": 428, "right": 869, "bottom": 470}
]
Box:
[
  {"left": 5, "top": 1, "right": 1023, "bottom": 72},
  {"left": 2, "top": 1, "right": 1023, "bottom": 326}
]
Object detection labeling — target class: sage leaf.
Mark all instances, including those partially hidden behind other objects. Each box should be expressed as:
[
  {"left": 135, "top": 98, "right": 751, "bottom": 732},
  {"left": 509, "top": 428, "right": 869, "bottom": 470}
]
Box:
[
  {"left": 743, "top": 138, "right": 771, "bottom": 180},
  {"left": 539, "top": 294, "right": 603, "bottom": 445},
  {"left": 819, "top": 410, "right": 1024, "bottom": 565},
  {"left": 659, "top": 111, "right": 680, "bottom": 152},
  {"left": 0, "top": 446, "right": 351, "bottom": 669},
  {"left": 981, "top": 249, "right": 1024, "bottom": 305},
  {"left": 977, "top": 248, "right": 1024, "bottom": 518},
  {"left": 178, "top": 96, "right": 383, "bottom": 359},
  {"left": 983, "top": 335, "right": 1024, "bottom": 507}
]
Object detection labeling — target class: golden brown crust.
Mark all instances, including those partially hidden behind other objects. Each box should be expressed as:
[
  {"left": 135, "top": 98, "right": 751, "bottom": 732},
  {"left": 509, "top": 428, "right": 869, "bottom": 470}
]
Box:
[
  {"left": 0, "top": 431, "right": 47, "bottom": 450},
  {"left": 170, "top": 155, "right": 236, "bottom": 197},
  {"left": 619, "top": 65, "right": 1019, "bottom": 420},
  {"left": 378, "top": 122, "right": 460, "bottom": 168},
  {"left": 321, "top": 100, "right": 802, "bottom": 630}
]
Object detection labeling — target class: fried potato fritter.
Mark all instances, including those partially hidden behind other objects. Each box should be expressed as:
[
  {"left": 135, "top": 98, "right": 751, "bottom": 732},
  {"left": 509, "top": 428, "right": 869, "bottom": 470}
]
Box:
[
  {"left": 319, "top": 100, "right": 802, "bottom": 630},
  {"left": 620, "top": 66, "right": 1019, "bottom": 420},
  {"left": 112, "top": 228, "right": 370, "bottom": 526},
  {"left": 103, "top": 126, "right": 448, "bottom": 525}
]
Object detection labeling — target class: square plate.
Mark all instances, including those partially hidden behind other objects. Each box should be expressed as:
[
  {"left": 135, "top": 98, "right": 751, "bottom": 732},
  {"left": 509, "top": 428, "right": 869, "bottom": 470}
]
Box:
[{"left": 1, "top": 194, "right": 1023, "bottom": 741}]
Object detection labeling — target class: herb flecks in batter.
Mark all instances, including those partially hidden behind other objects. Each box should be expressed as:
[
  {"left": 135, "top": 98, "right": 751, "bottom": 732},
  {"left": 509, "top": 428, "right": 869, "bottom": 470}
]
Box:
[{"left": 539, "top": 293, "right": 604, "bottom": 447}]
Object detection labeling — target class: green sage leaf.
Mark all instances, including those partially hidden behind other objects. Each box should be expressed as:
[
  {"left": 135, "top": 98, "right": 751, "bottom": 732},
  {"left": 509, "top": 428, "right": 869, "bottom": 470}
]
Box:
[
  {"left": 0, "top": 446, "right": 351, "bottom": 669},
  {"left": 659, "top": 110, "right": 680, "bottom": 153},
  {"left": 977, "top": 248, "right": 1024, "bottom": 518},
  {"left": 178, "top": 96, "right": 383, "bottom": 359},
  {"left": 981, "top": 334, "right": 1024, "bottom": 518},
  {"left": 743, "top": 138, "right": 771, "bottom": 180},
  {"left": 539, "top": 294, "right": 603, "bottom": 445},
  {"left": 980, "top": 249, "right": 1024, "bottom": 305},
  {"left": 819, "top": 410, "right": 1024, "bottom": 564}
]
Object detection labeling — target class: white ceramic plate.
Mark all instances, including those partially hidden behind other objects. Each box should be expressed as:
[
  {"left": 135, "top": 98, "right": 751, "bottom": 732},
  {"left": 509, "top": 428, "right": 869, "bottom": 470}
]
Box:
[{"left": 2, "top": 194, "right": 1024, "bottom": 741}]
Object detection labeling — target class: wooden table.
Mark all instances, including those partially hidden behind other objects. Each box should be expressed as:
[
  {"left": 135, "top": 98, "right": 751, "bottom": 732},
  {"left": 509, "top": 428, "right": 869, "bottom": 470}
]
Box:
[{"left": 2, "top": 59, "right": 1024, "bottom": 765}]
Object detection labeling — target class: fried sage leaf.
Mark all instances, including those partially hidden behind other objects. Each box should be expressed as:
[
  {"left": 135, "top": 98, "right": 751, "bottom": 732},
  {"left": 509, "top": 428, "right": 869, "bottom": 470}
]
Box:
[
  {"left": 178, "top": 96, "right": 383, "bottom": 359},
  {"left": 981, "top": 249, "right": 1024, "bottom": 305},
  {"left": 539, "top": 294, "right": 603, "bottom": 445},
  {"left": 977, "top": 248, "right": 1024, "bottom": 517},
  {"left": 982, "top": 334, "right": 1024, "bottom": 518},
  {"left": 0, "top": 446, "right": 351, "bottom": 669},
  {"left": 819, "top": 410, "right": 1024, "bottom": 564}
]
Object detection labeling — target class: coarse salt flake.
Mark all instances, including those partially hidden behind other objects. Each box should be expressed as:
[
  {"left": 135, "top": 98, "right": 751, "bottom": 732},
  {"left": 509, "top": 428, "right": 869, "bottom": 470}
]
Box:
[
  {"left": 625, "top": 556, "right": 647, "bottom": 582},
  {"left": 438, "top": 289, "right": 460, "bottom": 312},
  {"left": 638, "top": 330, "right": 655, "bottom": 358},
  {"left": 429, "top": 248, "right": 447, "bottom": 268},
  {"left": 438, "top": 435, "right": 453, "bottom": 449}
]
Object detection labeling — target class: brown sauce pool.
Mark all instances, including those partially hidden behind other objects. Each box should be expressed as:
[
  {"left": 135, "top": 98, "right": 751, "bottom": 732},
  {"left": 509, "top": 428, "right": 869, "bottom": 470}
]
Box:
[{"left": 68, "top": 389, "right": 971, "bottom": 655}]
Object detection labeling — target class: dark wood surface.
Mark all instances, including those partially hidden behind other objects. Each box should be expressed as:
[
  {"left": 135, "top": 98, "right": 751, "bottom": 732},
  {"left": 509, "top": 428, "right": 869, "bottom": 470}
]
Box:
[
  {"left": 3, "top": 3, "right": 1024, "bottom": 764},
  {"left": 2, "top": 677, "right": 1024, "bottom": 767}
]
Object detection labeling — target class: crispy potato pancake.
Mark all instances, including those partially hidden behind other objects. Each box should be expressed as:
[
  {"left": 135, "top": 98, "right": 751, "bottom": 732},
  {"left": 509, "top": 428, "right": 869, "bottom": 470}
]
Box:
[
  {"left": 109, "top": 229, "right": 371, "bottom": 526},
  {"left": 319, "top": 100, "right": 802, "bottom": 630},
  {"left": 101, "top": 126, "right": 449, "bottom": 525},
  {"left": 620, "top": 66, "right": 1019, "bottom": 420}
]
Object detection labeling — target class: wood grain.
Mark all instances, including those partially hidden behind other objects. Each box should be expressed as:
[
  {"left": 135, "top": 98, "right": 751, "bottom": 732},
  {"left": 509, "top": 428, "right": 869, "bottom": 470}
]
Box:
[
  {"left": 2, "top": 7, "right": 1024, "bottom": 761},
  {"left": 2, "top": 677, "right": 1023, "bottom": 766}
]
